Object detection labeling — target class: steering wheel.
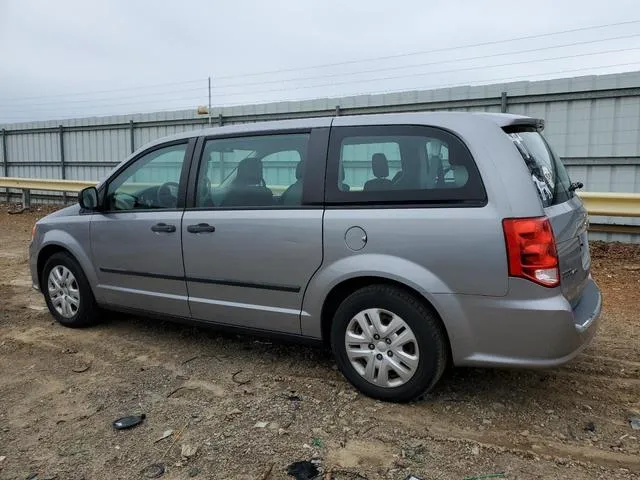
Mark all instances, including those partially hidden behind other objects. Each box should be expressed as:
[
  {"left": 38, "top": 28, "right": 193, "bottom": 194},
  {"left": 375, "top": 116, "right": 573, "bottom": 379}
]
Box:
[{"left": 156, "top": 181, "right": 179, "bottom": 208}]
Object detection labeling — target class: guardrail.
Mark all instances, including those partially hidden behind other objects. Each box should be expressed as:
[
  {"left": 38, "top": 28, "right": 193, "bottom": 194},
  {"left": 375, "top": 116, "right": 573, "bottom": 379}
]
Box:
[
  {"left": 0, "top": 177, "right": 95, "bottom": 209},
  {"left": 577, "top": 192, "right": 640, "bottom": 217},
  {"left": 0, "top": 177, "right": 639, "bottom": 231}
]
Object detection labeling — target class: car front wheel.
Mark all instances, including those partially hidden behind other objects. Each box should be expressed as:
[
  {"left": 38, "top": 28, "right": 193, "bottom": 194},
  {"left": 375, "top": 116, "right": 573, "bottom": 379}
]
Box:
[{"left": 42, "top": 252, "right": 100, "bottom": 327}]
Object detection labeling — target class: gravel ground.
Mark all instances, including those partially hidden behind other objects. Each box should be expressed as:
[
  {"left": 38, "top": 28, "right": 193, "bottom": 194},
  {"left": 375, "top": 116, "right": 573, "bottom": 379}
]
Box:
[{"left": 0, "top": 205, "right": 638, "bottom": 480}]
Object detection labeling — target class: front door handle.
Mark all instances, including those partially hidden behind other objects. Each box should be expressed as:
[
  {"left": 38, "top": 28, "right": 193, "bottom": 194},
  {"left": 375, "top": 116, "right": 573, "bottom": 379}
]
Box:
[
  {"left": 187, "top": 223, "right": 216, "bottom": 233},
  {"left": 151, "top": 222, "right": 176, "bottom": 233}
]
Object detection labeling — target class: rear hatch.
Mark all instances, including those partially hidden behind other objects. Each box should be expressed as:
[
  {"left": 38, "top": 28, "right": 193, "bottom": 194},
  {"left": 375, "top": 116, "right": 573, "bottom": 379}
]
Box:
[{"left": 506, "top": 127, "right": 590, "bottom": 306}]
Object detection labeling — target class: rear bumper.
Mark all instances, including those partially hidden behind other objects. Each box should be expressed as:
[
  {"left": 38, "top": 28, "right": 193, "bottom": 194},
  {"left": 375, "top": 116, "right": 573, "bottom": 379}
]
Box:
[{"left": 436, "top": 277, "right": 602, "bottom": 368}]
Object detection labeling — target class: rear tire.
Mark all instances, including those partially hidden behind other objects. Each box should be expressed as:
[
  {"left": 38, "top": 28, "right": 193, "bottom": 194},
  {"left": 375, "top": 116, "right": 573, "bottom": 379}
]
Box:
[
  {"left": 42, "top": 252, "right": 101, "bottom": 328},
  {"left": 330, "top": 284, "right": 448, "bottom": 402}
]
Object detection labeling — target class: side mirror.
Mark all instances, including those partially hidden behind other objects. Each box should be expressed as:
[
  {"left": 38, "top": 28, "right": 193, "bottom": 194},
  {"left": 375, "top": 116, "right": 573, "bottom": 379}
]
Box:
[{"left": 79, "top": 186, "right": 99, "bottom": 210}]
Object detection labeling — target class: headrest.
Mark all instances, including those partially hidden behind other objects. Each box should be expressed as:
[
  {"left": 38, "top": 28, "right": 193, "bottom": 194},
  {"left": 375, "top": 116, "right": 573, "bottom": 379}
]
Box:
[
  {"left": 372, "top": 153, "right": 389, "bottom": 178},
  {"left": 447, "top": 144, "right": 465, "bottom": 166},
  {"left": 451, "top": 164, "right": 469, "bottom": 187},
  {"left": 295, "top": 161, "right": 305, "bottom": 180},
  {"left": 235, "top": 157, "right": 263, "bottom": 185}
]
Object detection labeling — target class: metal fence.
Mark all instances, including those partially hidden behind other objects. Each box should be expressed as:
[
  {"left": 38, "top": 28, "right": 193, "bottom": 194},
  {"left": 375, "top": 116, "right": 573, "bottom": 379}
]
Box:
[{"left": 2, "top": 70, "right": 640, "bottom": 242}]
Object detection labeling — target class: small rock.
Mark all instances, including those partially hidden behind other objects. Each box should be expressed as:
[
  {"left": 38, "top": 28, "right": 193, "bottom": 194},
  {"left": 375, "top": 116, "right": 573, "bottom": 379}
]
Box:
[
  {"left": 188, "top": 467, "right": 200, "bottom": 477},
  {"left": 557, "top": 433, "right": 567, "bottom": 440},
  {"left": 394, "top": 457, "right": 409, "bottom": 468},
  {"left": 71, "top": 363, "right": 90, "bottom": 373},
  {"left": 482, "top": 419, "right": 492, "bottom": 425},
  {"left": 278, "top": 428, "right": 288, "bottom": 436},
  {"left": 254, "top": 421, "right": 268, "bottom": 428},
  {"left": 491, "top": 402, "right": 505, "bottom": 410},
  {"left": 155, "top": 429, "right": 173, "bottom": 443},
  {"left": 181, "top": 444, "right": 198, "bottom": 458},
  {"left": 520, "top": 430, "right": 530, "bottom": 437},
  {"left": 0, "top": 456, "right": 5, "bottom": 463},
  {"left": 471, "top": 445, "right": 480, "bottom": 455},
  {"left": 545, "top": 409, "right": 554, "bottom": 414},
  {"left": 585, "top": 422, "right": 596, "bottom": 432},
  {"left": 629, "top": 418, "right": 640, "bottom": 430},
  {"left": 226, "top": 408, "right": 241, "bottom": 416},
  {"left": 141, "top": 463, "right": 165, "bottom": 479}
]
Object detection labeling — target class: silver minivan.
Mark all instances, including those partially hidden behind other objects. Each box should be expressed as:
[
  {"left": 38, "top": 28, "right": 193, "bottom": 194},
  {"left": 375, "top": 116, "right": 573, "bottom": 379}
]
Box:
[{"left": 29, "top": 112, "right": 602, "bottom": 402}]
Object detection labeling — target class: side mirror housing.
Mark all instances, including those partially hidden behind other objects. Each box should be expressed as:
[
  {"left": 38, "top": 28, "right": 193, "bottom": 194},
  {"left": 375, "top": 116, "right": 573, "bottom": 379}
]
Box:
[{"left": 79, "top": 186, "right": 99, "bottom": 210}]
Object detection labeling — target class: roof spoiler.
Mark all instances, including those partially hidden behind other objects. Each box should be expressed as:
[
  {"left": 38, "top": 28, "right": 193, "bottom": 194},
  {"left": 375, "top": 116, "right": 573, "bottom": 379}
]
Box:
[{"left": 502, "top": 117, "right": 545, "bottom": 131}]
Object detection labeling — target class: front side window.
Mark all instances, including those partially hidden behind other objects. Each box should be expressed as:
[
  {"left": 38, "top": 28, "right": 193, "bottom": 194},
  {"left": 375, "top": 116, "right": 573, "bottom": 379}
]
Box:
[
  {"left": 327, "top": 126, "right": 485, "bottom": 205},
  {"left": 106, "top": 143, "right": 187, "bottom": 211},
  {"left": 195, "top": 133, "right": 309, "bottom": 208}
]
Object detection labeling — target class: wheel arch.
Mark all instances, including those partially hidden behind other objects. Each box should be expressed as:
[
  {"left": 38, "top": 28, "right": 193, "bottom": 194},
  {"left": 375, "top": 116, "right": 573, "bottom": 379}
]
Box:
[
  {"left": 36, "top": 237, "right": 98, "bottom": 296},
  {"left": 319, "top": 276, "right": 452, "bottom": 364},
  {"left": 37, "top": 245, "right": 74, "bottom": 290}
]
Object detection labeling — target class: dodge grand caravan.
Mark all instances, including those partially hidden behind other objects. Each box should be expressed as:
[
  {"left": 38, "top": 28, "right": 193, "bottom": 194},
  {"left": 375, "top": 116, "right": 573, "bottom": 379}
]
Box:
[{"left": 29, "top": 112, "right": 602, "bottom": 402}]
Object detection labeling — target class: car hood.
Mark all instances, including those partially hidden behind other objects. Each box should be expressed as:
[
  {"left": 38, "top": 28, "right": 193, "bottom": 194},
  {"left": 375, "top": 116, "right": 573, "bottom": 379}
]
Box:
[{"left": 38, "top": 203, "right": 81, "bottom": 222}]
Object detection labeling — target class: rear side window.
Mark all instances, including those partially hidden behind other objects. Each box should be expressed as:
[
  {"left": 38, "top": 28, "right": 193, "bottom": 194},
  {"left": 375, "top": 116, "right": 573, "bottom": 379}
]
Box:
[
  {"left": 326, "top": 125, "right": 485, "bottom": 205},
  {"left": 194, "top": 133, "right": 310, "bottom": 208},
  {"left": 506, "top": 129, "right": 572, "bottom": 207}
]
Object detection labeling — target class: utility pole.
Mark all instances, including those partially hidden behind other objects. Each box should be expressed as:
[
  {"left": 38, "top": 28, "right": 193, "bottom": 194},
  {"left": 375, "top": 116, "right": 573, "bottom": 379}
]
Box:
[{"left": 208, "top": 76, "right": 212, "bottom": 126}]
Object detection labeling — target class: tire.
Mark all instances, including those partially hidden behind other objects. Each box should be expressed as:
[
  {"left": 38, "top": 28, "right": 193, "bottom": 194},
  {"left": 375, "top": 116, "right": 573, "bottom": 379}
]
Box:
[
  {"left": 330, "top": 284, "right": 448, "bottom": 402},
  {"left": 42, "top": 252, "right": 101, "bottom": 328}
]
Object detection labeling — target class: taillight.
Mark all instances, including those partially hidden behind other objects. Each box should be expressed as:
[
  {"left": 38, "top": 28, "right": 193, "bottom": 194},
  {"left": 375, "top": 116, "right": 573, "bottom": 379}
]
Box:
[{"left": 502, "top": 217, "right": 559, "bottom": 288}]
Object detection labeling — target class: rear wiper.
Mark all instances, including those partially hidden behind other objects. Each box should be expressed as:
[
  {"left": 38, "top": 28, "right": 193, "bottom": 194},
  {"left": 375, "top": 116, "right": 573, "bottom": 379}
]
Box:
[{"left": 568, "top": 181, "right": 584, "bottom": 192}]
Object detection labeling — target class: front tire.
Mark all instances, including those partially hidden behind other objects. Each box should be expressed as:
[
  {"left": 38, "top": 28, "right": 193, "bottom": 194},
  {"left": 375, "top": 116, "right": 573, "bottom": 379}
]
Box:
[
  {"left": 42, "top": 252, "right": 100, "bottom": 328},
  {"left": 331, "top": 285, "right": 448, "bottom": 402}
]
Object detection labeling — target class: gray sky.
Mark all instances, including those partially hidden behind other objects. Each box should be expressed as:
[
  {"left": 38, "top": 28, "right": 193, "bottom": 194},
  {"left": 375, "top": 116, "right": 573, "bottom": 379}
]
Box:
[{"left": 1, "top": 0, "right": 640, "bottom": 123}]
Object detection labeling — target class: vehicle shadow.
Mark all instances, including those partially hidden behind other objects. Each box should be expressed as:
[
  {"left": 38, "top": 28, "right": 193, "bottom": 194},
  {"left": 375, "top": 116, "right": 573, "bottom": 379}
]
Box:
[{"left": 102, "top": 311, "right": 557, "bottom": 404}]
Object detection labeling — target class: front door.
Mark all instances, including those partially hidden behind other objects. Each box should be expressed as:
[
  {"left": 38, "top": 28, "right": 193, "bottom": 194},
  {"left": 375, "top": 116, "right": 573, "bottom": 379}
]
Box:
[
  {"left": 91, "top": 140, "right": 193, "bottom": 317},
  {"left": 181, "top": 130, "right": 326, "bottom": 334}
]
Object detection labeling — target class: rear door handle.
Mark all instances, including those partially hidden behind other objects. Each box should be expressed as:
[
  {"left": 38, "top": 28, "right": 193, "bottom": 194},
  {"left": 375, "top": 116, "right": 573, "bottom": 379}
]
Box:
[
  {"left": 187, "top": 223, "right": 216, "bottom": 233},
  {"left": 151, "top": 222, "right": 176, "bottom": 233}
]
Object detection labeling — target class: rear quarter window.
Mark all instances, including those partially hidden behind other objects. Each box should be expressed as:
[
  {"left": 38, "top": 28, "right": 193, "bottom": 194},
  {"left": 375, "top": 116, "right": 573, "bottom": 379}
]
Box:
[
  {"left": 506, "top": 128, "right": 572, "bottom": 207},
  {"left": 326, "top": 125, "right": 486, "bottom": 206}
]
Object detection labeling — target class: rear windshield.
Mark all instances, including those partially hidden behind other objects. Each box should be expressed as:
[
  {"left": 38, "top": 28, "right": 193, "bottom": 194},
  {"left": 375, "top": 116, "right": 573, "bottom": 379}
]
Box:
[{"left": 506, "top": 128, "right": 572, "bottom": 207}]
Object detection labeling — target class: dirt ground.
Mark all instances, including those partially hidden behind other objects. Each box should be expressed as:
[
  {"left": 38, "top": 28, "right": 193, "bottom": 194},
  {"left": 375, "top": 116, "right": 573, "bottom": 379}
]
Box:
[{"left": 0, "top": 205, "right": 638, "bottom": 480}]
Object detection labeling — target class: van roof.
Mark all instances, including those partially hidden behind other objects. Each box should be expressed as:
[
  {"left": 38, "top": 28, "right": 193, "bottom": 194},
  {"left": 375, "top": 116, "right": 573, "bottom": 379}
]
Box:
[{"left": 140, "top": 111, "right": 542, "bottom": 151}]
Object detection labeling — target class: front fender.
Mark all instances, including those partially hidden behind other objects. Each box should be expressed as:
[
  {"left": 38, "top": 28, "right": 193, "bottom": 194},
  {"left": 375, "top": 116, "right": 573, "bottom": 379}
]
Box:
[
  {"left": 301, "top": 253, "right": 451, "bottom": 338},
  {"left": 36, "top": 227, "right": 98, "bottom": 294}
]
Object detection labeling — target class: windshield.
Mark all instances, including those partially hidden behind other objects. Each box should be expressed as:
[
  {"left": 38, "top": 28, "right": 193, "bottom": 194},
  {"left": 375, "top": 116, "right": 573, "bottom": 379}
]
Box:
[{"left": 507, "top": 128, "right": 572, "bottom": 207}]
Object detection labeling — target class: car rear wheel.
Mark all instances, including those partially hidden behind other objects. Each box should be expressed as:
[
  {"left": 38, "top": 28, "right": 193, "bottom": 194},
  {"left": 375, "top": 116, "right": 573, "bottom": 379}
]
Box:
[
  {"left": 331, "top": 284, "right": 448, "bottom": 402},
  {"left": 42, "top": 252, "right": 100, "bottom": 328}
]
